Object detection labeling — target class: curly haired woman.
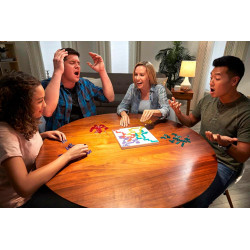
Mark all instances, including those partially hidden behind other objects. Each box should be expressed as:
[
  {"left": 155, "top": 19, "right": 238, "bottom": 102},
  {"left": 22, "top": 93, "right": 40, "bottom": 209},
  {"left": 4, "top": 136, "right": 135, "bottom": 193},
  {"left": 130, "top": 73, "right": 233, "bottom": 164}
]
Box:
[{"left": 0, "top": 71, "right": 89, "bottom": 208}]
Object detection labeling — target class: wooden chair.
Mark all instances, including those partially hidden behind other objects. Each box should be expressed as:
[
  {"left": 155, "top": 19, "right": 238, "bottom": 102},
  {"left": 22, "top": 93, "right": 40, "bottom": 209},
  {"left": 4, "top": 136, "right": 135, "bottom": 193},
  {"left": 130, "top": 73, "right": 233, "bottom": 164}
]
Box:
[{"left": 224, "top": 166, "right": 245, "bottom": 208}]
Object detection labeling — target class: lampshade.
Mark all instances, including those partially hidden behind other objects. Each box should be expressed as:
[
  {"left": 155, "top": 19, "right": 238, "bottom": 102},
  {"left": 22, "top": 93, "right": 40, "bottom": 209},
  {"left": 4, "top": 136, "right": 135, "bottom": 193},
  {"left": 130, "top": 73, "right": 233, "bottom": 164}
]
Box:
[{"left": 179, "top": 61, "right": 196, "bottom": 77}]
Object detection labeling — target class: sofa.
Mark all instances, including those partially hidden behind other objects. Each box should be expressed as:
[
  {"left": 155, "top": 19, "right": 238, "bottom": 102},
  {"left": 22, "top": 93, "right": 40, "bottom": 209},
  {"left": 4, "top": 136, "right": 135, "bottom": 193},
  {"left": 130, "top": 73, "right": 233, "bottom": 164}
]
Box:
[{"left": 80, "top": 72, "right": 172, "bottom": 115}]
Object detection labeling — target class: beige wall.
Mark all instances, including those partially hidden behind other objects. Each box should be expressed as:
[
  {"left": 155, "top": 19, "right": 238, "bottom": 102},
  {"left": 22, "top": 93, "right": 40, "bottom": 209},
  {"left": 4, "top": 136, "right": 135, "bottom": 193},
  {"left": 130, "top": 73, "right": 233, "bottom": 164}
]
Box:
[
  {"left": 13, "top": 41, "right": 250, "bottom": 96},
  {"left": 238, "top": 43, "right": 250, "bottom": 96},
  {"left": 140, "top": 41, "right": 199, "bottom": 72}
]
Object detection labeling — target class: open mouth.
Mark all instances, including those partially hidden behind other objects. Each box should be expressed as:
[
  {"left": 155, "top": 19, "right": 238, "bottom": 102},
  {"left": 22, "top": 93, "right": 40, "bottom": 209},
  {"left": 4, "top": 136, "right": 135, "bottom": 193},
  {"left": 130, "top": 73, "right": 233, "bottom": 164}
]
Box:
[
  {"left": 74, "top": 71, "right": 79, "bottom": 76},
  {"left": 210, "top": 88, "right": 215, "bottom": 92}
]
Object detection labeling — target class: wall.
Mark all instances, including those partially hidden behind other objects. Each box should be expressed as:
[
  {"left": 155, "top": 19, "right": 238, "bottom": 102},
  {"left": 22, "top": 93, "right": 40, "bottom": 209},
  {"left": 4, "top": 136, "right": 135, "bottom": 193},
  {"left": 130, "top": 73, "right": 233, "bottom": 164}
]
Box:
[
  {"left": 140, "top": 41, "right": 199, "bottom": 72},
  {"left": 14, "top": 41, "right": 32, "bottom": 75},
  {"left": 76, "top": 41, "right": 98, "bottom": 72},
  {"left": 12, "top": 41, "right": 250, "bottom": 96},
  {"left": 238, "top": 44, "right": 250, "bottom": 96}
]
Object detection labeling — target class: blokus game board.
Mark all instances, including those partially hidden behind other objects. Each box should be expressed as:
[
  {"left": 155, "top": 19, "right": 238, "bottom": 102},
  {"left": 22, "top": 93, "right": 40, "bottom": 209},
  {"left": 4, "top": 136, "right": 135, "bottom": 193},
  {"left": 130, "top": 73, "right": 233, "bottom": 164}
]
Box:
[{"left": 113, "top": 126, "right": 159, "bottom": 149}]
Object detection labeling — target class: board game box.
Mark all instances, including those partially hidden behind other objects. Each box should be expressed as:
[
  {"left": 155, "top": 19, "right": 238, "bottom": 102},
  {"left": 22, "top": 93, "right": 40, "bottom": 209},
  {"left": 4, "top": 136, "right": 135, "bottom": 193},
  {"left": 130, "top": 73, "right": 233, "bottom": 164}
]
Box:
[{"left": 113, "top": 126, "right": 159, "bottom": 149}]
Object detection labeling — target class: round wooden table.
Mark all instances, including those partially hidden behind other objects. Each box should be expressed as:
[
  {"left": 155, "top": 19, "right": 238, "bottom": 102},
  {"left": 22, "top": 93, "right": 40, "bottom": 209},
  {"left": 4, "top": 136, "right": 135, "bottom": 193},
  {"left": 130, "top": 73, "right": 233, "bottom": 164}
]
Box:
[{"left": 36, "top": 113, "right": 217, "bottom": 208}]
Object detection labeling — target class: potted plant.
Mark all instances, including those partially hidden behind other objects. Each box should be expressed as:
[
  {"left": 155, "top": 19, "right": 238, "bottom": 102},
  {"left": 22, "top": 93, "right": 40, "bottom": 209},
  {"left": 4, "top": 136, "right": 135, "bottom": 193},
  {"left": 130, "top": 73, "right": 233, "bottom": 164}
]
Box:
[{"left": 155, "top": 41, "right": 195, "bottom": 90}]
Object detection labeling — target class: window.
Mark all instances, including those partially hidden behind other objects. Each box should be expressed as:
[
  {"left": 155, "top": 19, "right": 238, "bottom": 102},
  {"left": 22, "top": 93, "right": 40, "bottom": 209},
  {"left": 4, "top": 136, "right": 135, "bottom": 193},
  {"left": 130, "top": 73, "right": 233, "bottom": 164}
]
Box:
[
  {"left": 110, "top": 41, "right": 129, "bottom": 73},
  {"left": 39, "top": 41, "right": 62, "bottom": 78},
  {"left": 205, "top": 41, "right": 226, "bottom": 91}
]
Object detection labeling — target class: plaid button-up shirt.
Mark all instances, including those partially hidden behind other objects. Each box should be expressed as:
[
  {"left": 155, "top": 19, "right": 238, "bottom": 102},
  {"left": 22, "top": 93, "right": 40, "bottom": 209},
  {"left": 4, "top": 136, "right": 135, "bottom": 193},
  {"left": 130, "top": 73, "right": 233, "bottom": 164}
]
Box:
[
  {"left": 42, "top": 78, "right": 108, "bottom": 131},
  {"left": 117, "top": 83, "right": 170, "bottom": 119}
]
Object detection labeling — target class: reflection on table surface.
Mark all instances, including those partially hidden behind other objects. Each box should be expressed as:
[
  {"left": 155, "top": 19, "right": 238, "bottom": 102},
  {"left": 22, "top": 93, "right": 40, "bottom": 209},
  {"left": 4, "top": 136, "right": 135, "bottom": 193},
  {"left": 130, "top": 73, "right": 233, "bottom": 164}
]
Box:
[{"left": 36, "top": 113, "right": 217, "bottom": 208}]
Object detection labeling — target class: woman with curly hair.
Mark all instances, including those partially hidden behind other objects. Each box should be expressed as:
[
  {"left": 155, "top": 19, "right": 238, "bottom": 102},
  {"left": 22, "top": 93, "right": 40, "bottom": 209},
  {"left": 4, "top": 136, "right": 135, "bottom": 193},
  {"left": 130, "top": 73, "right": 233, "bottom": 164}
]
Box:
[{"left": 0, "top": 71, "right": 89, "bottom": 208}]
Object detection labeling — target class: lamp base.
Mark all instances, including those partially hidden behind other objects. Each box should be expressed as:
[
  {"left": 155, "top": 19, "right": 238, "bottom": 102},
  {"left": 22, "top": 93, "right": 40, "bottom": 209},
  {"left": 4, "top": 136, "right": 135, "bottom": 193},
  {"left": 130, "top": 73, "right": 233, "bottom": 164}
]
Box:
[{"left": 180, "top": 77, "right": 192, "bottom": 91}]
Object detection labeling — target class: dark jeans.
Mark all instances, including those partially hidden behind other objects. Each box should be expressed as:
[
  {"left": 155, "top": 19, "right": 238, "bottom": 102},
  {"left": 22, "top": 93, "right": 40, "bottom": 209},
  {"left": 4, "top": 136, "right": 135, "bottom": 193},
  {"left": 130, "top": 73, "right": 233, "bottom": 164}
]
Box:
[
  {"left": 19, "top": 185, "right": 85, "bottom": 208},
  {"left": 184, "top": 162, "right": 241, "bottom": 208}
]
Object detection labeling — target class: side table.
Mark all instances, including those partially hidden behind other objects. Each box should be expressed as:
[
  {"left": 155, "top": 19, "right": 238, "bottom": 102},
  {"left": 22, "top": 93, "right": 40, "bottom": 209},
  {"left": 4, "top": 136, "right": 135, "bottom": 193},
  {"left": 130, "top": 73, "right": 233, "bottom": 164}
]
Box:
[{"left": 171, "top": 89, "right": 194, "bottom": 115}]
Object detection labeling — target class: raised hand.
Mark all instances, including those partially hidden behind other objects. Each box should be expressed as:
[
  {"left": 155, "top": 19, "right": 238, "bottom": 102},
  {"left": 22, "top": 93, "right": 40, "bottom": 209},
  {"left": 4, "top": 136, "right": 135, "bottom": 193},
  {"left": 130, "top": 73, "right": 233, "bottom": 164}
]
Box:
[
  {"left": 140, "top": 110, "right": 155, "bottom": 122},
  {"left": 86, "top": 52, "right": 105, "bottom": 73},
  {"left": 168, "top": 97, "right": 182, "bottom": 115},
  {"left": 205, "top": 131, "right": 238, "bottom": 147},
  {"left": 53, "top": 49, "right": 68, "bottom": 75}
]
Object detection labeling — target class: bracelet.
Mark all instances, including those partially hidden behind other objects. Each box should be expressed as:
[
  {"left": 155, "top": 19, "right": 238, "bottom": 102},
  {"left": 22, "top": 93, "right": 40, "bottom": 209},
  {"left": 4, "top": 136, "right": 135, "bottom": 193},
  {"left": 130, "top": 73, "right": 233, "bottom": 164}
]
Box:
[{"left": 218, "top": 143, "right": 232, "bottom": 151}]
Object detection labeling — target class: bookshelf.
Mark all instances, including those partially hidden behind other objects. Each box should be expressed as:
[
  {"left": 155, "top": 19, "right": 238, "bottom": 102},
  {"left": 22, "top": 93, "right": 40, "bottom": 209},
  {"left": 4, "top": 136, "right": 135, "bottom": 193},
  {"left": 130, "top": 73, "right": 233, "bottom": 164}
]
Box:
[{"left": 0, "top": 41, "right": 19, "bottom": 77}]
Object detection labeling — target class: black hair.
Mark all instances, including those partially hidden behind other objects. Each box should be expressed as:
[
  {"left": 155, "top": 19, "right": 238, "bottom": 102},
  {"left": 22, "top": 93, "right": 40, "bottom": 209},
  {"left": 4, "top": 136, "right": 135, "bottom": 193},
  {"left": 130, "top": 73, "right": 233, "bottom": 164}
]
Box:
[
  {"left": 62, "top": 48, "right": 80, "bottom": 61},
  {"left": 213, "top": 56, "right": 245, "bottom": 84}
]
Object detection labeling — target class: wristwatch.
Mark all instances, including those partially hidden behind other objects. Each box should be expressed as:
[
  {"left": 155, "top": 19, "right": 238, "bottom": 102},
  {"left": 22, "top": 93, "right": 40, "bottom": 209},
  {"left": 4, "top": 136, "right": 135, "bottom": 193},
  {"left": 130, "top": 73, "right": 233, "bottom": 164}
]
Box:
[{"left": 218, "top": 143, "right": 232, "bottom": 151}]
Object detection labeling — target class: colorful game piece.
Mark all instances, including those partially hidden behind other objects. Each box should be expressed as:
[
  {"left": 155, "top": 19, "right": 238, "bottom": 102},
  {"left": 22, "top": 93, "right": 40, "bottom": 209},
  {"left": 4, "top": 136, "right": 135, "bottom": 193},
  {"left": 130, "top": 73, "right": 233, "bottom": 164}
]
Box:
[
  {"left": 90, "top": 124, "right": 108, "bottom": 133},
  {"left": 160, "top": 132, "right": 191, "bottom": 147},
  {"left": 113, "top": 126, "right": 158, "bottom": 149}
]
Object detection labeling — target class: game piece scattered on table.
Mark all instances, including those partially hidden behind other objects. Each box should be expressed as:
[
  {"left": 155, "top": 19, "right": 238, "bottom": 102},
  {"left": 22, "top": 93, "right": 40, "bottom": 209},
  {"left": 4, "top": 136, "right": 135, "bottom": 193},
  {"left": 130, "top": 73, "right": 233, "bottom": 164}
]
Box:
[
  {"left": 90, "top": 124, "right": 108, "bottom": 133},
  {"left": 113, "top": 126, "right": 158, "bottom": 149},
  {"left": 58, "top": 143, "right": 92, "bottom": 157},
  {"left": 161, "top": 133, "right": 191, "bottom": 147},
  {"left": 141, "top": 119, "right": 152, "bottom": 124}
]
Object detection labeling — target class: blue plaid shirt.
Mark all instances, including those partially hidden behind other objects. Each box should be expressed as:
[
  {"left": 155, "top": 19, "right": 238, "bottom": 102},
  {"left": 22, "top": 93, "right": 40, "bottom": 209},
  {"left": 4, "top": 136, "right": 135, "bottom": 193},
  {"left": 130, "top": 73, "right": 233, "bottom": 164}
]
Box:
[
  {"left": 117, "top": 83, "right": 170, "bottom": 118},
  {"left": 42, "top": 78, "right": 108, "bottom": 130}
]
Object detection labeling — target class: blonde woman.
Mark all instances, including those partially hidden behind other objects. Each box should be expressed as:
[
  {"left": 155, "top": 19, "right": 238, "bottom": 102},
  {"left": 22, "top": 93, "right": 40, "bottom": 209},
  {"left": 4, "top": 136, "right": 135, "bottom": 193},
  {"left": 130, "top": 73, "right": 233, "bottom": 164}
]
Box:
[{"left": 117, "top": 61, "right": 170, "bottom": 127}]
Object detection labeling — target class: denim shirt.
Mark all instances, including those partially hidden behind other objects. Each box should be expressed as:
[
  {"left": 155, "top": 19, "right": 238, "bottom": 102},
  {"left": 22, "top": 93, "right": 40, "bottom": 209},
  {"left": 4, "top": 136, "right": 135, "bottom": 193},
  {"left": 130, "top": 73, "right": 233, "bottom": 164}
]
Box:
[
  {"left": 42, "top": 77, "right": 108, "bottom": 131},
  {"left": 117, "top": 83, "right": 170, "bottom": 119}
]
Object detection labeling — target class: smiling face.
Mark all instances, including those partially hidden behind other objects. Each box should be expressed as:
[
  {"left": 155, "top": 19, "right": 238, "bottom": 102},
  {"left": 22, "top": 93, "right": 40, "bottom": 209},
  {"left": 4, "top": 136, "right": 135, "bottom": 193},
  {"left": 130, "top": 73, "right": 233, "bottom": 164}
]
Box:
[
  {"left": 31, "top": 85, "right": 46, "bottom": 119},
  {"left": 62, "top": 54, "right": 81, "bottom": 85},
  {"left": 210, "top": 66, "right": 239, "bottom": 100},
  {"left": 134, "top": 66, "right": 151, "bottom": 91}
]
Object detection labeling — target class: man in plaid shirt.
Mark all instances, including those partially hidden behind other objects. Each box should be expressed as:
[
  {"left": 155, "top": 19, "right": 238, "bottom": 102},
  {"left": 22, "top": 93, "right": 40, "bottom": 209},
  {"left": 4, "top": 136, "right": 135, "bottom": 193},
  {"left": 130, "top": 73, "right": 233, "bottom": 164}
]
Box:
[{"left": 42, "top": 48, "right": 114, "bottom": 131}]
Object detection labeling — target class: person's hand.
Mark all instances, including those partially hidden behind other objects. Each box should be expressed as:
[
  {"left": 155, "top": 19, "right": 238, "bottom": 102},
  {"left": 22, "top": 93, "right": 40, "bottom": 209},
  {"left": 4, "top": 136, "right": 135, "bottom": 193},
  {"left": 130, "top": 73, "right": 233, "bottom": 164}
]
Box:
[
  {"left": 205, "top": 131, "right": 238, "bottom": 147},
  {"left": 120, "top": 114, "right": 130, "bottom": 127},
  {"left": 65, "top": 144, "right": 89, "bottom": 161},
  {"left": 42, "top": 131, "right": 66, "bottom": 142},
  {"left": 168, "top": 97, "right": 182, "bottom": 115},
  {"left": 140, "top": 110, "right": 155, "bottom": 122},
  {"left": 53, "top": 49, "right": 68, "bottom": 75},
  {"left": 86, "top": 52, "right": 105, "bottom": 73}
]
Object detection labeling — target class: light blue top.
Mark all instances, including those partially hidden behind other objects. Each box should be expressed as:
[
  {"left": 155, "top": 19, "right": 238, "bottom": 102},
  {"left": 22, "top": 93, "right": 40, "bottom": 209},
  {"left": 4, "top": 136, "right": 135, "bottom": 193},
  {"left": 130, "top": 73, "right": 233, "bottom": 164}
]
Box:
[{"left": 117, "top": 83, "right": 170, "bottom": 119}]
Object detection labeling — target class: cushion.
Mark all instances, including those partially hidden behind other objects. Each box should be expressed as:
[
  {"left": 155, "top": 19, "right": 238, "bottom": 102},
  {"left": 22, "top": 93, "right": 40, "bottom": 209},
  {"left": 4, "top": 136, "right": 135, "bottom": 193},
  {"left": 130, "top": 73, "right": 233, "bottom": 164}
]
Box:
[
  {"left": 83, "top": 77, "right": 102, "bottom": 88},
  {"left": 156, "top": 77, "right": 172, "bottom": 99},
  {"left": 157, "top": 77, "right": 168, "bottom": 86}
]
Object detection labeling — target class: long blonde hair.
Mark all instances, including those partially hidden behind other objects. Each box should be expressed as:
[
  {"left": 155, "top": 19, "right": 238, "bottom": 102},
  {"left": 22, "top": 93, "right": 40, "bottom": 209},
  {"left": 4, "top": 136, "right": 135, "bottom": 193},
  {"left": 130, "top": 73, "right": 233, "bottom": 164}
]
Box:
[{"left": 133, "top": 61, "right": 157, "bottom": 85}]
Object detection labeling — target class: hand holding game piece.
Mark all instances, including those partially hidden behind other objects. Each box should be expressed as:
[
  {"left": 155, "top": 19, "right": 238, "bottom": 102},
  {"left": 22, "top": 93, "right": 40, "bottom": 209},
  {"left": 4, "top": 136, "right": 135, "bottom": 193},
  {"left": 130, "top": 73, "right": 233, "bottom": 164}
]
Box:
[
  {"left": 140, "top": 110, "right": 155, "bottom": 122},
  {"left": 64, "top": 144, "right": 89, "bottom": 161}
]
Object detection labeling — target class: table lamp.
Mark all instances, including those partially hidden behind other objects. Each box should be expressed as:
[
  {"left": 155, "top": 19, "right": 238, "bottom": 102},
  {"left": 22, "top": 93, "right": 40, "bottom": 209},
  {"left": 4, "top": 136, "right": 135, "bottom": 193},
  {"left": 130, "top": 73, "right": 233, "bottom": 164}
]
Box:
[{"left": 179, "top": 61, "right": 196, "bottom": 91}]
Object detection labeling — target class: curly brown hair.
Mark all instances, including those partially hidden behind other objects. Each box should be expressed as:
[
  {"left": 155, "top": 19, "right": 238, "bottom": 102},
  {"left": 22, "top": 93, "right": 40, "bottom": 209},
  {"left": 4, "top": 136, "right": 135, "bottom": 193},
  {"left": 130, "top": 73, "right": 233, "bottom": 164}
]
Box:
[{"left": 0, "top": 71, "right": 41, "bottom": 140}]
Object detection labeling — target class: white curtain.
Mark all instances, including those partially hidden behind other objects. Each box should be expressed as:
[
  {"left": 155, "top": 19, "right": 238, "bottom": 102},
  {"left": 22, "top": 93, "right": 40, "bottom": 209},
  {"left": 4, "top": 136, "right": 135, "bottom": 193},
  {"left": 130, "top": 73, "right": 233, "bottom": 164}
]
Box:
[
  {"left": 96, "top": 41, "right": 111, "bottom": 73},
  {"left": 61, "top": 41, "right": 78, "bottom": 51},
  {"left": 224, "top": 41, "right": 249, "bottom": 60},
  {"left": 25, "top": 42, "right": 46, "bottom": 81},
  {"left": 129, "top": 41, "right": 141, "bottom": 73},
  {"left": 191, "top": 41, "right": 214, "bottom": 110}
]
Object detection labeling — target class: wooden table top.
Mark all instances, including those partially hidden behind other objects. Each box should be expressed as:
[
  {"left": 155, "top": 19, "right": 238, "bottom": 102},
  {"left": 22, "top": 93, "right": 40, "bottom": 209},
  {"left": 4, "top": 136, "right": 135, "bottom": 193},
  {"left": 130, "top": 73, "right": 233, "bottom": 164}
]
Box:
[{"left": 36, "top": 113, "right": 217, "bottom": 208}]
